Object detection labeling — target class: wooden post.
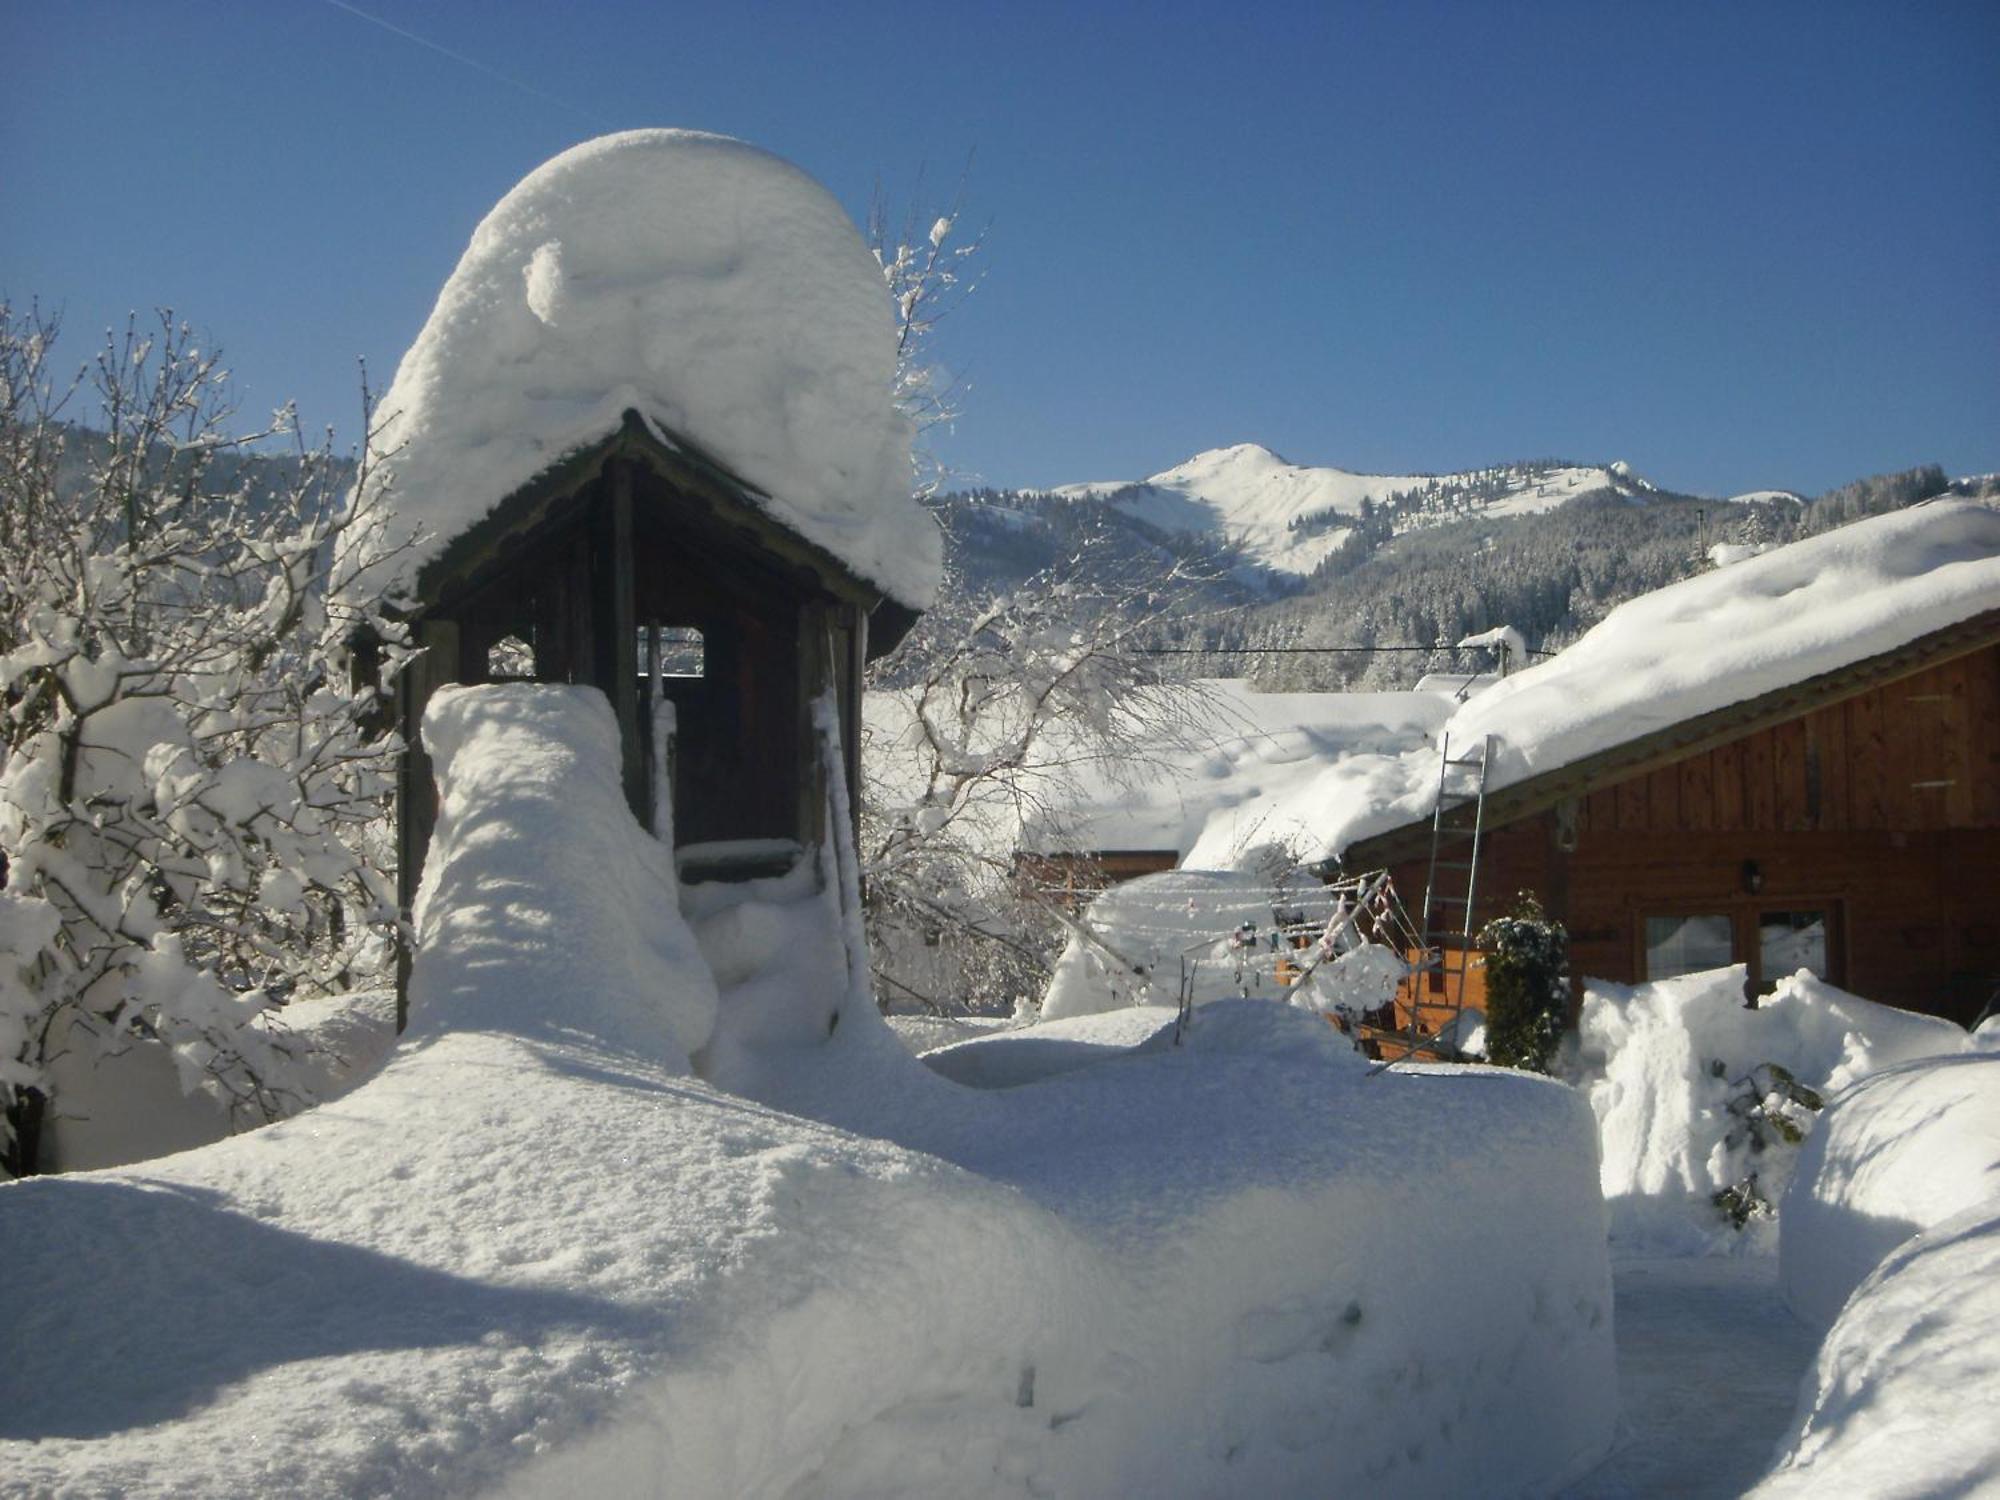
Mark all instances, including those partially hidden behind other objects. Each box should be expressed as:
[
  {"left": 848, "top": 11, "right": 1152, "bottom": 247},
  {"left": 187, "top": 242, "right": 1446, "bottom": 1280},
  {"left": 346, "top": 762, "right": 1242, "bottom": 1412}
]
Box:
[
  {"left": 592, "top": 465, "right": 643, "bottom": 820},
  {"left": 396, "top": 616, "right": 460, "bottom": 1031}
]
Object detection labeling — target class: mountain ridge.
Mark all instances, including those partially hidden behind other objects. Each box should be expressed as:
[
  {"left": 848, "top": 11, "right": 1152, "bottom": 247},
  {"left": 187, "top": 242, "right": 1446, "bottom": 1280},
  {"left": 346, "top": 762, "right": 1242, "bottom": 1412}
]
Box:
[{"left": 1034, "top": 443, "right": 1656, "bottom": 580}]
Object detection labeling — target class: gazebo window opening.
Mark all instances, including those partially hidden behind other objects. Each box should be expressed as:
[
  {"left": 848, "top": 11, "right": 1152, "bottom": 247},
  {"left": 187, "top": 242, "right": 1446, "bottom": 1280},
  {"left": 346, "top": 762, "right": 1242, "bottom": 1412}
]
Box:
[
  {"left": 638, "top": 623, "right": 706, "bottom": 681},
  {"left": 486, "top": 633, "right": 537, "bottom": 681}
]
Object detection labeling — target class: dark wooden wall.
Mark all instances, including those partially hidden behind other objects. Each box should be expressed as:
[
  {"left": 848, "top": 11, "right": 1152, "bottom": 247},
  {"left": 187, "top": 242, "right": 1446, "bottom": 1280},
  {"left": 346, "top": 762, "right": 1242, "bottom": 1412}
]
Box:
[{"left": 1384, "top": 642, "right": 2000, "bottom": 1026}]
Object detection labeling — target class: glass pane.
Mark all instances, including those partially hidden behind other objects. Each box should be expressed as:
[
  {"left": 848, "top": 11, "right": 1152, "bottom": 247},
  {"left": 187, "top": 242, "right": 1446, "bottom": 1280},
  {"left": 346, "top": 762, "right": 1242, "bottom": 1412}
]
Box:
[
  {"left": 486, "top": 633, "right": 535, "bottom": 679},
  {"left": 1760, "top": 910, "right": 1828, "bottom": 983},
  {"left": 639, "top": 624, "right": 705, "bottom": 679},
  {"left": 1644, "top": 914, "right": 1734, "bottom": 980}
]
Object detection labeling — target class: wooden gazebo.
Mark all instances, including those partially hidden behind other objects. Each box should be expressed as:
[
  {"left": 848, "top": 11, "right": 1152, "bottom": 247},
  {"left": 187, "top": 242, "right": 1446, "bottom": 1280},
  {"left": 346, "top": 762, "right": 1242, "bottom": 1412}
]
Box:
[{"left": 377, "top": 410, "right": 918, "bottom": 958}]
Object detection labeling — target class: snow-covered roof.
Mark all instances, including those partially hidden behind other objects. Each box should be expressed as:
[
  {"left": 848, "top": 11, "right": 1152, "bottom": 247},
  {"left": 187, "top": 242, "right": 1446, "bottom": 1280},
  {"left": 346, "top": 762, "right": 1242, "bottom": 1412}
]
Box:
[
  {"left": 344, "top": 129, "right": 939, "bottom": 610},
  {"left": 1313, "top": 498, "right": 2000, "bottom": 859},
  {"left": 864, "top": 678, "right": 1454, "bottom": 867}
]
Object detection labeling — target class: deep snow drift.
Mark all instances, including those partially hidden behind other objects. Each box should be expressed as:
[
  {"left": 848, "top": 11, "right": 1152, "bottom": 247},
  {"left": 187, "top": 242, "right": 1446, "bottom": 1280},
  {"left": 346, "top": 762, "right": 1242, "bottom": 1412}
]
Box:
[
  {"left": 1566, "top": 968, "right": 1968, "bottom": 1255},
  {"left": 1, "top": 686, "right": 1617, "bottom": 1498},
  {"left": 1778, "top": 1048, "right": 2000, "bottom": 1328},
  {"left": 1751, "top": 1049, "right": 2000, "bottom": 1498},
  {"left": 342, "top": 129, "right": 937, "bottom": 610}
]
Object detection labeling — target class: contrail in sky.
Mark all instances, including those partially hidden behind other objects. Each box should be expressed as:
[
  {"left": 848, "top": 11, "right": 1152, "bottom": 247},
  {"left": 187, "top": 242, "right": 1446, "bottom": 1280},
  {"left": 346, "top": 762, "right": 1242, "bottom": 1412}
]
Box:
[{"left": 322, "top": 0, "right": 614, "bottom": 129}]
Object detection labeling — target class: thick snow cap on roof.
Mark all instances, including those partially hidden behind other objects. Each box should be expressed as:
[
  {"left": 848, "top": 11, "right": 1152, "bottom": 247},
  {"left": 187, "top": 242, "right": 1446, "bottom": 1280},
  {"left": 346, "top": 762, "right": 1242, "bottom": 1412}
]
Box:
[
  {"left": 1320, "top": 498, "right": 2000, "bottom": 858},
  {"left": 347, "top": 129, "right": 938, "bottom": 609}
]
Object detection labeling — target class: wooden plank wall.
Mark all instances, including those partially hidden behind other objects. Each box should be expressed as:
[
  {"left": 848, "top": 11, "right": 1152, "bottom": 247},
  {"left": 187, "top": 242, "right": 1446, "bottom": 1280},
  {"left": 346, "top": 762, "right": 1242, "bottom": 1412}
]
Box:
[{"left": 1383, "top": 643, "right": 2000, "bottom": 1026}]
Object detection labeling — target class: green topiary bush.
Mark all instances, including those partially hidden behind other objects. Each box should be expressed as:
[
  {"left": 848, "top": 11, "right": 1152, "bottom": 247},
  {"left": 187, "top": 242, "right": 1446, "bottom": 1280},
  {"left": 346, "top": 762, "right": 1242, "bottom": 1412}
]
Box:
[{"left": 1477, "top": 893, "right": 1569, "bottom": 1072}]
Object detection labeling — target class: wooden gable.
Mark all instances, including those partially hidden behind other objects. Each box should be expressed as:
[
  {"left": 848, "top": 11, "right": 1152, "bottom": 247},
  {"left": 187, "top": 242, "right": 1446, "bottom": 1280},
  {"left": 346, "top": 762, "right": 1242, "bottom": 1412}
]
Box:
[{"left": 1346, "top": 616, "right": 2000, "bottom": 1026}]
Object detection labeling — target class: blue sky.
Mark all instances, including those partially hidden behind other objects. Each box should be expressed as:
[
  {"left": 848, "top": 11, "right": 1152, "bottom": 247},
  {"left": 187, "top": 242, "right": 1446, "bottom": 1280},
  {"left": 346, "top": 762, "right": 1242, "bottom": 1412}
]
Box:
[{"left": 5, "top": 0, "right": 1995, "bottom": 497}]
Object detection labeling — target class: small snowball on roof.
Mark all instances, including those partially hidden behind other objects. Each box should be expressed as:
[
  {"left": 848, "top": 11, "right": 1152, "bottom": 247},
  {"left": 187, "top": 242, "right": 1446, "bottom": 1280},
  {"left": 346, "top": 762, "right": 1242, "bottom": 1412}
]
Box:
[{"left": 347, "top": 129, "right": 938, "bottom": 609}]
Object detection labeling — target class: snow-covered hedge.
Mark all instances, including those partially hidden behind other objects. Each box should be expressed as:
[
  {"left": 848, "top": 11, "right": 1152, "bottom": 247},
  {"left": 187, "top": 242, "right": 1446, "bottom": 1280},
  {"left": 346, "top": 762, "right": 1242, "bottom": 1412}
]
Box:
[
  {"left": 1567, "top": 968, "right": 1967, "bottom": 1254},
  {"left": 1, "top": 686, "right": 1619, "bottom": 1497}
]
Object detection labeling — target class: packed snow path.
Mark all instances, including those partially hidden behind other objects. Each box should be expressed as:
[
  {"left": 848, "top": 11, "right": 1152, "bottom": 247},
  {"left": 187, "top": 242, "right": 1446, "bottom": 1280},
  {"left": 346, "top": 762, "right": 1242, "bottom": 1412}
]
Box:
[{"left": 1558, "top": 1258, "right": 1817, "bottom": 1499}]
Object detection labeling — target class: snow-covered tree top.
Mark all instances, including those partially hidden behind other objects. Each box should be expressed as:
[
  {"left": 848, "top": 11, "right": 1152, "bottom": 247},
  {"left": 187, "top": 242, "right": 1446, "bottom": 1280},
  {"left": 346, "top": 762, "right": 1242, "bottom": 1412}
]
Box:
[{"left": 347, "top": 129, "right": 939, "bottom": 609}]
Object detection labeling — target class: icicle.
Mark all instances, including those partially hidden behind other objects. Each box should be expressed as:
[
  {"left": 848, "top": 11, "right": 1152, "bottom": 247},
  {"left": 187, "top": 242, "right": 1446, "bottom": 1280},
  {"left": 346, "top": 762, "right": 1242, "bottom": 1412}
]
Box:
[
  {"left": 645, "top": 623, "right": 675, "bottom": 844},
  {"left": 650, "top": 696, "right": 676, "bottom": 844},
  {"left": 813, "top": 688, "right": 872, "bottom": 1021}
]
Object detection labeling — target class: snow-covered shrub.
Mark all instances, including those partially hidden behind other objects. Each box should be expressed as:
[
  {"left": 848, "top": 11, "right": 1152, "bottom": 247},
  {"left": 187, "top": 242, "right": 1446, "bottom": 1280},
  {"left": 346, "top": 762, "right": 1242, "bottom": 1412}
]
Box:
[
  {"left": 862, "top": 534, "right": 1218, "bottom": 1015},
  {"left": 0, "top": 305, "right": 403, "bottom": 1173},
  {"left": 1567, "top": 967, "right": 1966, "bottom": 1254},
  {"left": 1477, "top": 891, "right": 1567, "bottom": 1072}
]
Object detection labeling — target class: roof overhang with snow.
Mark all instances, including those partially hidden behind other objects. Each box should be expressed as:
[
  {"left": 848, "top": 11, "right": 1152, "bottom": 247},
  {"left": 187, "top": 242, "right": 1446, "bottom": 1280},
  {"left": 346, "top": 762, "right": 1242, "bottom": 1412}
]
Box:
[
  {"left": 1341, "top": 604, "right": 2000, "bottom": 870},
  {"left": 406, "top": 409, "right": 920, "bottom": 658}
]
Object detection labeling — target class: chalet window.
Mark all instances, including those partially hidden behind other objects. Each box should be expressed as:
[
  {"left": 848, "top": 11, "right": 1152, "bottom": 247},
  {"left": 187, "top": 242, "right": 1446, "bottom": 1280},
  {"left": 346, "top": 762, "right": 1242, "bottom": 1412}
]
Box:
[
  {"left": 1643, "top": 914, "right": 1734, "bottom": 981},
  {"left": 1642, "top": 906, "right": 1840, "bottom": 994},
  {"left": 1757, "top": 909, "right": 1830, "bottom": 992}
]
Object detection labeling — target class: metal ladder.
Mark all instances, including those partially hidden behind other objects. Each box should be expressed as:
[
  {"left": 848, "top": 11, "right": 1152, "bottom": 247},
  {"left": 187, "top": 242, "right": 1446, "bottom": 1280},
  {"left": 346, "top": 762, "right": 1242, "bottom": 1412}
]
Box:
[{"left": 1402, "top": 732, "right": 1493, "bottom": 1060}]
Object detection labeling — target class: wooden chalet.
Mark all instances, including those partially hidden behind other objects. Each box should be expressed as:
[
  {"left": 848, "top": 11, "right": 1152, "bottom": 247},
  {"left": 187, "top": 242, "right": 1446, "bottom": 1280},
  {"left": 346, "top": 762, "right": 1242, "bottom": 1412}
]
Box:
[
  {"left": 1342, "top": 608, "right": 2000, "bottom": 1030},
  {"left": 373, "top": 411, "right": 920, "bottom": 1014}
]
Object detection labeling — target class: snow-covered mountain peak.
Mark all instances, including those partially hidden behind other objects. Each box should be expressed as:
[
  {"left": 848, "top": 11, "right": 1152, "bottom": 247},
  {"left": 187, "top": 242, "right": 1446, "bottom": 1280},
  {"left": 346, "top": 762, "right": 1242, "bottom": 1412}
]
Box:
[
  {"left": 1044, "top": 446, "right": 1649, "bottom": 582},
  {"left": 1152, "top": 443, "right": 1311, "bottom": 484}
]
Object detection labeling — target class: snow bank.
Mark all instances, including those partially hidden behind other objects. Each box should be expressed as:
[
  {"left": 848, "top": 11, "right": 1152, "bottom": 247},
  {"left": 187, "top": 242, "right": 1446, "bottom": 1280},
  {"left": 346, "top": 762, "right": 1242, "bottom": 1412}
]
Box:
[
  {"left": 34, "top": 988, "right": 396, "bottom": 1173},
  {"left": 1751, "top": 1199, "right": 2000, "bottom": 1498},
  {"left": 1778, "top": 1050, "right": 2000, "bottom": 1328},
  {"left": 1316, "top": 498, "right": 2000, "bottom": 859},
  {"left": 345, "top": 130, "right": 936, "bottom": 609},
  {"left": 709, "top": 1001, "right": 1617, "bottom": 1500},
  {"left": 1567, "top": 968, "right": 1968, "bottom": 1254},
  {"left": 1, "top": 686, "right": 1615, "bottom": 1498}
]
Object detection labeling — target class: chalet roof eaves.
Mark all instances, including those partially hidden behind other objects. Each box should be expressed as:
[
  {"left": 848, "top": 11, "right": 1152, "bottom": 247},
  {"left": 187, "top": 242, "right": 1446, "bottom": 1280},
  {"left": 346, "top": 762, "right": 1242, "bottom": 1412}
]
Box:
[{"left": 1338, "top": 604, "right": 2000, "bottom": 871}]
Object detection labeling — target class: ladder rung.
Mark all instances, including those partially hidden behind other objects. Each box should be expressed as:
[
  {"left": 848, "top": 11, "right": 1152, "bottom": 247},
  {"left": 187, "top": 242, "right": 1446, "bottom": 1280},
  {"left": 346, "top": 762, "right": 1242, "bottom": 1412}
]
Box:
[
  {"left": 1430, "top": 894, "right": 1470, "bottom": 905},
  {"left": 1435, "top": 859, "right": 1476, "bottom": 871}
]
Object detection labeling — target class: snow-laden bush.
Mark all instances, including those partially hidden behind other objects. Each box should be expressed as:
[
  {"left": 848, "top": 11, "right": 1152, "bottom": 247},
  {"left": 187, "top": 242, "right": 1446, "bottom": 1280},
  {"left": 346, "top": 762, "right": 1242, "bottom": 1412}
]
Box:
[
  {"left": 0, "top": 304, "right": 404, "bottom": 1173},
  {"left": 1477, "top": 891, "right": 1568, "bottom": 1072},
  {"left": 862, "top": 533, "right": 1219, "bottom": 1015},
  {"left": 1566, "top": 967, "right": 1967, "bottom": 1254}
]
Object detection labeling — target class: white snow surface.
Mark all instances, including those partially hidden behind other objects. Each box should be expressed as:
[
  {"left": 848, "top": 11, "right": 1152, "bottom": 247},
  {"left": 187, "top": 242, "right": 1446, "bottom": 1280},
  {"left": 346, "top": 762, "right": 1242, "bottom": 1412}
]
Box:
[
  {"left": 1567, "top": 968, "right": 1969, "bottom": 1256},
  {"left": 1723, "top": 490, "right": 1807, "bottom": 507},
  {"left": 1, "top": 685, "right": 1617, "bottom": 1499},
  {"left": 36, "top": 988, "right": 396, "bottom": 1173},
  {"left": 1777, "top": 1049, "right": 2000, "bottom": 1329},
  {"left": 1308, "top": 498, "right": 2000, "bottom": 860},
  {"left": 1050, "top": 443, "right": 1630, "bottom": 578},
  {"left": 343, "top": 129, "right": 937, "bottom": 609},
  {"left": 1752, "top": 1200, "right": 2000, "bottom": 1497}
]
